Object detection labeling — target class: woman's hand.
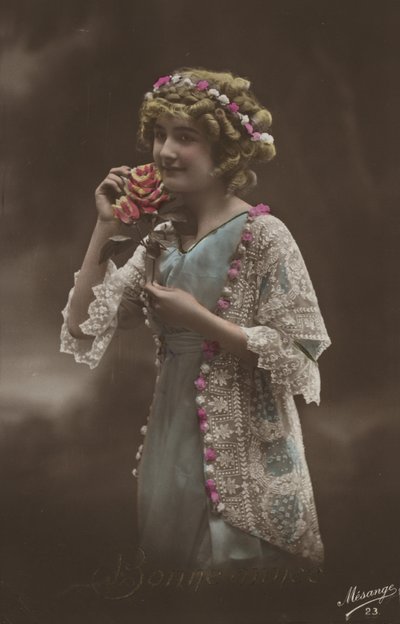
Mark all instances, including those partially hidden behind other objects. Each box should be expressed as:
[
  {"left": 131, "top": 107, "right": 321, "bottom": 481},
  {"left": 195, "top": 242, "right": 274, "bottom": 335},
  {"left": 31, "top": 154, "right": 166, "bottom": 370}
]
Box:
[
  {"left": 144, "top": 281, "right": 258, "bottom": 367},
  {"left": 144, "top": 281, "right": 206, "bottom": 330},
  {"left": 95, "top": 165, "right": 131, "bottom": 222}
]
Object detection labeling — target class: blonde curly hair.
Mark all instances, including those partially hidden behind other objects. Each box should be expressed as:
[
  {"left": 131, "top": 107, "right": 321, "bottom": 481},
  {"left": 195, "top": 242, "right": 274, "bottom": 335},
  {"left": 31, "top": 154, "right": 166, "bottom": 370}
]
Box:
[{"left": 137, "top": 67, "right": 276, "bottom": 196}]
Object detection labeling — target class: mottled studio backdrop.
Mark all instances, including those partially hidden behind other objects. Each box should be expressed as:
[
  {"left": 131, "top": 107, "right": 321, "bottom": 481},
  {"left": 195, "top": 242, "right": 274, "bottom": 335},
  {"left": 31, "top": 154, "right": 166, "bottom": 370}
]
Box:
[{"left": 1, "top": 1, "right": 399, "bottom": 622}]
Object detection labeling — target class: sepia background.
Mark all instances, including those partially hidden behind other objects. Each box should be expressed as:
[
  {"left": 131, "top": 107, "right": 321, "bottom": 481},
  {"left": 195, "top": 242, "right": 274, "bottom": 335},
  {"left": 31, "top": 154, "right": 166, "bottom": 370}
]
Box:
[{"left": 1, "top": 0, "right": 399, "bottom": 622}]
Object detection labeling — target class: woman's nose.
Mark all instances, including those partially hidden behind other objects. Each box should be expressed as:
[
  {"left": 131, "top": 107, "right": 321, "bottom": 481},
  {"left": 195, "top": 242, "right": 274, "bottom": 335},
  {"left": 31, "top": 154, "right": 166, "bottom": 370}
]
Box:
[{"left": 159, "top": 136, "right": 177, "bottom": 161}]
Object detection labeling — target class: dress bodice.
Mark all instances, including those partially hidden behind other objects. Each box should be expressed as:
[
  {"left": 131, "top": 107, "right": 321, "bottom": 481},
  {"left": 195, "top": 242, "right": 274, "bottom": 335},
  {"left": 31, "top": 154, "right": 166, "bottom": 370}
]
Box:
[{"left": 156, "top": 211, "right": 249, "bottom": 334}]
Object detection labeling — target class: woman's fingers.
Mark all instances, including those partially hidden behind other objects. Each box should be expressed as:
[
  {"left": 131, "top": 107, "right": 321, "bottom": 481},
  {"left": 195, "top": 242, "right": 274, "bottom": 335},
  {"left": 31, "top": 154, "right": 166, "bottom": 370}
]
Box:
[
  {"left": 109, "top": 165, "right": 131, "bottom": 181},
  {"left": 150, "top": 281, "right": 175, "bottom": 291},
  {"left": 144, "top": 282, "right": 175, "bottom": 296},
  {"left": 110, "top": 166, "right": 131, "bottom": 175},
  {"left": 107, "top": 173, "right": 126, "bottom": 192},
  {"left": 99, "top": 173, "right": 127, "bottom": 195},
  {"left": 144, "top": 282, "right": 160, "bottom": 299},
  {"left": 108, "top": 166, "right": 131, "bottom": 188},
  {"left": 98, "top": 179, "right": 120, "bottom": 195},
  {"left": 94, "top": 166, "right": 131, "bottom": 221}
]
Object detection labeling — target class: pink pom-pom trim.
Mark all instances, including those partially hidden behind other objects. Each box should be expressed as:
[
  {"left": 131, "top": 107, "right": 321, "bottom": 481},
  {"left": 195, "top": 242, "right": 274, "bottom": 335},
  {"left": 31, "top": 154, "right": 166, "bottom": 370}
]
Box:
[
  {"left": 197, "top": 407, "right": 207, "bottom": 420},
  {"left": 241, "top": 231, "right": 254, "bottom": 243},
  {"left": 210, "top": 491, "right": 220, "bottom": 504},
  {"left": 194, "top": 376, "right": 207, "bottom": 390},
  {"left": 205, "top": 479, "right": 216, "bottom": 492},
  {"left": 217, "top": 298, "right": 230, "bottom": 310},
  {"left": 249, "top": 203, "right": 271, "bottom": 217},
  {"left": 204, "top": 447, "right": 217, "bottom": 461},
  {"left": 228, "top": 268, "right": 239, "bottom": 280}
]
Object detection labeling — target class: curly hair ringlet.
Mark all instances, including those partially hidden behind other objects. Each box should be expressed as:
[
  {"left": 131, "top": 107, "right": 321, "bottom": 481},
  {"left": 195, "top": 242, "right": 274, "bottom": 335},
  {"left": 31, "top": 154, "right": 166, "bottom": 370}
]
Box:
[{"left": 137, "top": 67, "right": 276, "bottom": 197}]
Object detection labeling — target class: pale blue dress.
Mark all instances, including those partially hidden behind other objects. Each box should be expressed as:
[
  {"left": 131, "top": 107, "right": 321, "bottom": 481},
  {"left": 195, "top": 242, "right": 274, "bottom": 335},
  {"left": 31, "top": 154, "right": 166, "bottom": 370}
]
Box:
[{"left": 136, "top": 211, "right": 302, "bottom": 571}]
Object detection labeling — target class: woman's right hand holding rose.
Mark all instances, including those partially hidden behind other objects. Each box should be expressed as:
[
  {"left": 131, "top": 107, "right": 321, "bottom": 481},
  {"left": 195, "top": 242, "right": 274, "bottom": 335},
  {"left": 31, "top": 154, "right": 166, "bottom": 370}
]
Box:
[{"left": 95, "top": 165, "right": 131, "bottom": 222}]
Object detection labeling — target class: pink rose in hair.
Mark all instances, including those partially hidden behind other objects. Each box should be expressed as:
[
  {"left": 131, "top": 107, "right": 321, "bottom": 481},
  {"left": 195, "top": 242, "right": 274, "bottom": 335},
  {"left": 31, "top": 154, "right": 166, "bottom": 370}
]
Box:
[
  {"left": 196, "top": 80, "right": 209, "bottom": 91},
  {"left": 227, "top": 102, "right": 239, "bottom": 113},
  {"left": 153, "top": 75, "right": 171, "bottom": 89}
]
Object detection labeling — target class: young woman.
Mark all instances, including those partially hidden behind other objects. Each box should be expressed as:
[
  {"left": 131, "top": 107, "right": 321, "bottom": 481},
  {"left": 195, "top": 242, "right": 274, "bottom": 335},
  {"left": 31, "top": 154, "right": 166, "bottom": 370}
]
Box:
[{"left": 60, "top": 67, "right": 331, "bottom": 572}]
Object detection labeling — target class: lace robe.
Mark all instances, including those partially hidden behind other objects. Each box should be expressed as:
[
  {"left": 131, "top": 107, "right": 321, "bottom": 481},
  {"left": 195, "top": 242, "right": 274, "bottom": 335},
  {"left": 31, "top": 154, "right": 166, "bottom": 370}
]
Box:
[{"left": 60, "top": 212, "right": 331, "bottom": 565}]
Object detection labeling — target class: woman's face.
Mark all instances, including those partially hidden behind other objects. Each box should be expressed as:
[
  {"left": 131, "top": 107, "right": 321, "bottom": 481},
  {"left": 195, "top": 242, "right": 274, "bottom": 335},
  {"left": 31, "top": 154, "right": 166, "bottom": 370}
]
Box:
[{"left": 152, "top": 114, "right": 216, "bottom": 194}]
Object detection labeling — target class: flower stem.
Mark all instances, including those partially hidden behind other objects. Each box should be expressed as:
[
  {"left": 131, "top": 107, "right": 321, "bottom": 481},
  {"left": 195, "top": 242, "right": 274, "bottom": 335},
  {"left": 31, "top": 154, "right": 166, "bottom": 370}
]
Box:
[{"left": 133, "top": 221, "right": 147, "bottom": 249}]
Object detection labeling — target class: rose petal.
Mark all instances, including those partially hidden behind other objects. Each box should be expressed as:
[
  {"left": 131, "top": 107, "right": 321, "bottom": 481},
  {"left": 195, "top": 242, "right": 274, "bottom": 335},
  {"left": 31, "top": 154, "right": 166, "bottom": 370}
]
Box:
[{"left": 114, "top": 207, "right": 131, "bottom": 224}]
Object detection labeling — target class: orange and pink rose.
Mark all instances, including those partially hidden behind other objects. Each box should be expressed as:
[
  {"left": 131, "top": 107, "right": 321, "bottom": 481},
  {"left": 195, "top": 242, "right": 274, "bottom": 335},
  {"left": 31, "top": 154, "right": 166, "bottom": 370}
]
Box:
[{"left": 112, "top": 163, "right": 171, "bottom": 224}]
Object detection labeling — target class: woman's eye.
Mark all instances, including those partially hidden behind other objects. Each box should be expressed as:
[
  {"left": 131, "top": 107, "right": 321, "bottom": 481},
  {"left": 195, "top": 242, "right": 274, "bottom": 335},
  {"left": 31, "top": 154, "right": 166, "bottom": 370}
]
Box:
[{"left": 153, "top": 131, "right": 194, "bottom": 143}]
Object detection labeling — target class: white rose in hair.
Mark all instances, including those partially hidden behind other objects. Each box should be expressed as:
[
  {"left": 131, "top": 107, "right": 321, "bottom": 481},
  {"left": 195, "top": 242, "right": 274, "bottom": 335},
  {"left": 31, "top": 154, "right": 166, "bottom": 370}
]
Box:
[{"left": 261, "top": 133, "right": 274, "bottom": 144}]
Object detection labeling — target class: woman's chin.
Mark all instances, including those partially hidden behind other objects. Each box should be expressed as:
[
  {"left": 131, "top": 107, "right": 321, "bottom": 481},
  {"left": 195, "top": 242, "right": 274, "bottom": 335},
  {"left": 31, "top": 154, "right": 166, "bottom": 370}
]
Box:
[{"left": 162, "top": 180, "right": 192, "bottom": 194}]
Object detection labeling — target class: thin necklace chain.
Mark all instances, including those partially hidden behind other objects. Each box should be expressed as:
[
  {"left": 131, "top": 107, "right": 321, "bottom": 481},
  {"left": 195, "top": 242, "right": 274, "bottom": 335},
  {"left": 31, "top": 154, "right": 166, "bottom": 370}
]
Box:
[{"left": 178, "top": 210, "right": 249, "bottom": 254}]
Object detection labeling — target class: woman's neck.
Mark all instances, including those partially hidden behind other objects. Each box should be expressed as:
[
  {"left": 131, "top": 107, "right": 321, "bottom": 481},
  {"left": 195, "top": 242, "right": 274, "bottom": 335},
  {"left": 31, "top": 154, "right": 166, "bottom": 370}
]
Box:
[{"left": 175, "top": 187, "right": 250, "bottom": 237}]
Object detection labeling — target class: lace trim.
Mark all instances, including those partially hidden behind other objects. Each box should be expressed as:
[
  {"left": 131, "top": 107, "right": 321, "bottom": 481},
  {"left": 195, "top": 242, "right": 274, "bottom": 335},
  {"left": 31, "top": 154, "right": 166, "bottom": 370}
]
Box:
[
  {"left": 239, "top": 325, "right": 322, "bottom": 405},
  {"left": 233, "top": 216, "right": 331, "bottom": 405},
  {"left": 187, "top": 207, "right": 329, "bottom": 561},
  {"left": 60, "top": 245, "right": 146, "bottom": 369}
]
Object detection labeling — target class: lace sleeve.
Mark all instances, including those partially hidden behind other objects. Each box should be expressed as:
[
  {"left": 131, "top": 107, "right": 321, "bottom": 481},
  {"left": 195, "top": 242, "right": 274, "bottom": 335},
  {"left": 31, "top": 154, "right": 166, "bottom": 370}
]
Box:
[
  {"left": 239, "top": 217, "right": 331, "bottom": 405},
  {"left": 60, "top": 243, "right": 146, "bottom": 369}
]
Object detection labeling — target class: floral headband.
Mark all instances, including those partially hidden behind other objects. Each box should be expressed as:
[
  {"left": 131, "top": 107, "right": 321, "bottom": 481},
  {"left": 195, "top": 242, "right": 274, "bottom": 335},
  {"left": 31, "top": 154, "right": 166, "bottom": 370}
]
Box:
[{"left": 144, "top": 74, "right": 274, "bottom": 145}]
